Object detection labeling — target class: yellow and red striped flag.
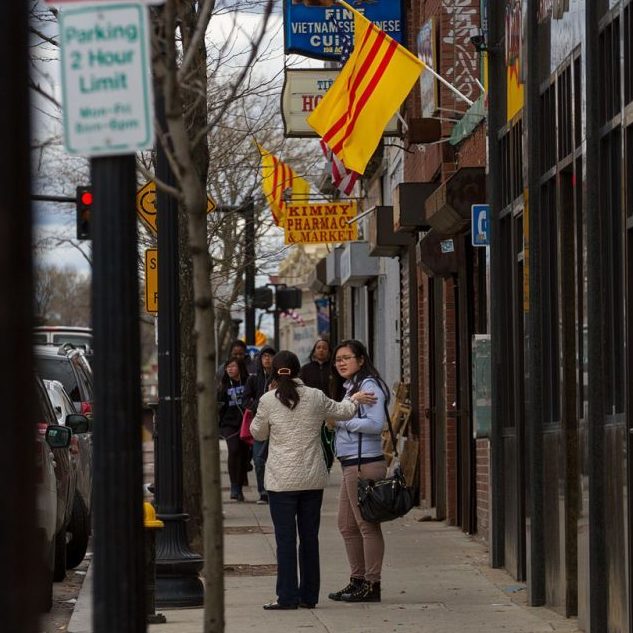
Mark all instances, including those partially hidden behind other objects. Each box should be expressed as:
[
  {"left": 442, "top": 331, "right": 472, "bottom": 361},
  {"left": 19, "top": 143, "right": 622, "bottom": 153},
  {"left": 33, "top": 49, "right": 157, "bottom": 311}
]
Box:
[
  {"left": 258, "top": 144, "right": 311, "bottom": 226},
  {"left": 307, "top": 8, "right": 424, "bottom": 175}
]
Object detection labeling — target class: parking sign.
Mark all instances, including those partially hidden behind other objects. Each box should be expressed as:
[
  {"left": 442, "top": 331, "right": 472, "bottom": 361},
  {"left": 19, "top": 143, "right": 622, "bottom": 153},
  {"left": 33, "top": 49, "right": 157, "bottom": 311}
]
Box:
[{"left": 471, "top": 204, "right": 490, "bottom": 247}]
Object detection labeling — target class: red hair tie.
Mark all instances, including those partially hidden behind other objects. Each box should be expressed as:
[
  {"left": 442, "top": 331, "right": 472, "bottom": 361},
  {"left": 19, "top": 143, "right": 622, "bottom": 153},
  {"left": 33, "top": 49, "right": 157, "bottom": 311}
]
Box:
[{"left": 277, "top": 368, "right": 292, "bottom": 376}]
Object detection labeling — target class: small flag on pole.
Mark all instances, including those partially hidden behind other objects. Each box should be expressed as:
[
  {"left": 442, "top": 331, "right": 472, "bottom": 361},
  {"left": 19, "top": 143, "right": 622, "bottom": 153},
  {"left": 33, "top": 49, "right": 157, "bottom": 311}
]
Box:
[
  {"left": 307, "top": 6, "right": 424, "bottom": 175},
  {"left": 258, "top": 144, "right": 311, "bottom": 226},
  {"left": 320, "top": 140, "right": 359, "bottom": 196}
]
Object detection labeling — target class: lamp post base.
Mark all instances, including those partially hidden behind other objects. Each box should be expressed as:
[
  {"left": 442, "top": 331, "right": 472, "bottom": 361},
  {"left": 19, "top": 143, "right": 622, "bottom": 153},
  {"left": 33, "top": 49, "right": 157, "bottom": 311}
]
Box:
[{"left": 155, "top": 514, "right": 204, "bottom": 608}]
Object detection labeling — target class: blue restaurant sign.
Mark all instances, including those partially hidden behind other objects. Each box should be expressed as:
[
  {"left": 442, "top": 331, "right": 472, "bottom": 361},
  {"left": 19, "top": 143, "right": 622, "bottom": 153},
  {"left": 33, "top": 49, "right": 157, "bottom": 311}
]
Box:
[{"left": 283, "top": 0, "right": 404, "bottom": 61}]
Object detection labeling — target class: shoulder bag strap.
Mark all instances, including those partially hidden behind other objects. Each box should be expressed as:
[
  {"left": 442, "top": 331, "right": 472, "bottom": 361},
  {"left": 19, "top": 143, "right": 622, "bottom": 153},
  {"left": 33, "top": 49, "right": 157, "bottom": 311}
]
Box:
[{"left": 357, "top": 432, "right": 362, "bottom": 473}]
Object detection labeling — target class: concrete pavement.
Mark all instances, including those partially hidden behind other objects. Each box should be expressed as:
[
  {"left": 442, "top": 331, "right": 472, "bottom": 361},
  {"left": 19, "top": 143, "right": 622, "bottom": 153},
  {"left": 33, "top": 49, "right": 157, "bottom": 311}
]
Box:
[{"left": 70, "top": 447, "right": 581, "bottom": 633}]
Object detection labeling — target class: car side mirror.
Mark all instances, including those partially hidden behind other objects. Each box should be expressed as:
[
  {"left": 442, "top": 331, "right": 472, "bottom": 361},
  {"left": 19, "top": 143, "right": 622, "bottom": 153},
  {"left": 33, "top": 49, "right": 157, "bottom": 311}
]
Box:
[
  {"left": 66, "top": 414, "right": 91, "bottom": 434},
  {"left": 45, "top": 425, "right": 72, "bottom": 449}
]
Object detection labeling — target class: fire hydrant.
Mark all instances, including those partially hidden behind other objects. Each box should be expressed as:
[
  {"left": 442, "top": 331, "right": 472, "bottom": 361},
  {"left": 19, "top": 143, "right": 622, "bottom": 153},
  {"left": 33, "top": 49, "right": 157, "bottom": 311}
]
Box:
[{"left": 144, "top": 502, "right": 167, "bottom": 624}]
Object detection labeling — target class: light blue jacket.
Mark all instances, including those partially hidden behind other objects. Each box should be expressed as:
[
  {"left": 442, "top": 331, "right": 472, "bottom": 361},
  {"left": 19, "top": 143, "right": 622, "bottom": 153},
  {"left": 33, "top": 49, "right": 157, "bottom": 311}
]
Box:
[{"left": 335, "top": 377, "right": 387, "bottom": 461}]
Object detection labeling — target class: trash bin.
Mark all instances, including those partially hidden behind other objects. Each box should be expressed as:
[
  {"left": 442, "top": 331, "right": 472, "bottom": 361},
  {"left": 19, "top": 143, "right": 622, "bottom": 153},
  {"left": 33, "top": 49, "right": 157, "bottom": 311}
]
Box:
[{"left": 144, "top": 502, "right": 167, "bottom": 624}]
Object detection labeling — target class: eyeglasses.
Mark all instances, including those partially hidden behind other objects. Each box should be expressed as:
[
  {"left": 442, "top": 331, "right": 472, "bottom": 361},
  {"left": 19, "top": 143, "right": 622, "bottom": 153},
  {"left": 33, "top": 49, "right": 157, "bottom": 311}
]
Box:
[{"left": 334, "top": 355, "right": 357, "bottom": 364}]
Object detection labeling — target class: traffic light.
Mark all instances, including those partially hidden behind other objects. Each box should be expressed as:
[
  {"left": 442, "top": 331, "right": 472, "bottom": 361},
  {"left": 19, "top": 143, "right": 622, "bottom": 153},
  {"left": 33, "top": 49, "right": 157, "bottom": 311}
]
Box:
[
  {"left": 276, "top": 287, "right": 302, "bottom": 311},
  {"left": 253, "top": 287, "right": 274, "bottom": 310},
  {"left": 76, "top": 186, "right": 92, "bottom": 240}
]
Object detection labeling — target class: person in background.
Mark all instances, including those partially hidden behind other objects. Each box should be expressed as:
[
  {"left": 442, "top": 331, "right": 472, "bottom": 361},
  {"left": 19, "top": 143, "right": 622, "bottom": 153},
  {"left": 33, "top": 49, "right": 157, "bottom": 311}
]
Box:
[
  {"left": 217, "top": 340, "right": 256, "bottom": 381},
  {"left": 328, "top": 339, "right": 389, "bottom": 603},
  {"left": 244, "top": 345, "right": 276, "bottom": 504},
  {"left": 250, "top": 350, "right": 377, "bottom": 610},
  {"left": 218, "top": 356, "right": 251, "bottom": 501},
  {"left": 299, "top": 338, "right": 344, "bottom": 470},
  {"left": 299, "top": 338, "right": 333, "bottom": 396}
]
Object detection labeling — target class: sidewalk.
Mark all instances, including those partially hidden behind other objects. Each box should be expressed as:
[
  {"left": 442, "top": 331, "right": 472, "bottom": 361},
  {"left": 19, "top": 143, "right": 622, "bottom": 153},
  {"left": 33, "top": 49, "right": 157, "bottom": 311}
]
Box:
[{"left": 70, "top": 448, "right": 581, "bottom": 633}]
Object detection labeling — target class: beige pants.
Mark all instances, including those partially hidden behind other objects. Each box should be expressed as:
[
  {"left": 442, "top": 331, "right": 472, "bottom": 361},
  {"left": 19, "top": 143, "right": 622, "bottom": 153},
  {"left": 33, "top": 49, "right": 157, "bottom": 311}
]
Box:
[{"left": 338, "top": 460, "right": 387, "bottom": 583}]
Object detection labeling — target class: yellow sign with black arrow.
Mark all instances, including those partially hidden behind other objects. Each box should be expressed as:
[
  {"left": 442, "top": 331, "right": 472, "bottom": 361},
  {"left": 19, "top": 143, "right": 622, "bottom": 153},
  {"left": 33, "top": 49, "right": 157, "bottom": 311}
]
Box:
[{"left": 136, "top": 181, "right": 217, "bottom": 234}]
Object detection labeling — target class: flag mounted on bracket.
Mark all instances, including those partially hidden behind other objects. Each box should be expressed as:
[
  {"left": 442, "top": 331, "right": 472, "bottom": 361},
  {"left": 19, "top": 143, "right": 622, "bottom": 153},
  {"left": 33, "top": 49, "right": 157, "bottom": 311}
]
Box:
[
  {"left": 307, "top": 1, "right": 424, "bottom": 175},
  {"left": 257, "top": 144, "right": 311, "bottom": 226}
]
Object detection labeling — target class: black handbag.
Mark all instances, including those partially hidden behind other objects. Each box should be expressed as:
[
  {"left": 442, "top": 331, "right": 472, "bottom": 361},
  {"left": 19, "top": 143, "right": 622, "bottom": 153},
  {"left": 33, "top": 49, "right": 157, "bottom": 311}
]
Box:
[{"left": 356, "top": 404, "right": 415, "bottom": 523}]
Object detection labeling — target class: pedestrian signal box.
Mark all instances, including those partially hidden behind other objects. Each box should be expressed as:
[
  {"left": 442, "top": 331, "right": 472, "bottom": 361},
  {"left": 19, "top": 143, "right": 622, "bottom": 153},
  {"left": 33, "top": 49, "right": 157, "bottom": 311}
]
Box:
[
  {"left": 276, "top": 287, "right": 302, "bottom": 311},
  {"left": 76, "top": 186, "right": 92, "bottom": 240},
  {"left": 253, "top": 287, "right": 274, "bottom": 310}
]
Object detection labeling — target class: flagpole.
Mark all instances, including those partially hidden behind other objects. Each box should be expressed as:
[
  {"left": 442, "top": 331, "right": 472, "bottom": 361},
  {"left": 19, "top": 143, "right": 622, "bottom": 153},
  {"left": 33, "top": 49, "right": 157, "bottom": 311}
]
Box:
[
  {"left": 422, "top": 63, "right": 474, "bottom": 107},
  {"left": 334, "top": 0, "right": 363, "bottom": 18},
  {"left": 335, "top": 0, "right": 474, "bottom": 107}
]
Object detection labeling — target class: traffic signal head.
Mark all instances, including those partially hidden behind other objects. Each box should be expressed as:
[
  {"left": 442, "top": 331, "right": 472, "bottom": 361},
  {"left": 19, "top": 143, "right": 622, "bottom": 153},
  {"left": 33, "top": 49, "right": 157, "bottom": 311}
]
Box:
[
  {"left": 76, "top": 186, "right": 92, "bottom": 240},
  {"left": 253, "top": 287, "right": 274, "bottom": 310},
  {"left": 276, "top": 287, "right": 302, "bottom": 311}
]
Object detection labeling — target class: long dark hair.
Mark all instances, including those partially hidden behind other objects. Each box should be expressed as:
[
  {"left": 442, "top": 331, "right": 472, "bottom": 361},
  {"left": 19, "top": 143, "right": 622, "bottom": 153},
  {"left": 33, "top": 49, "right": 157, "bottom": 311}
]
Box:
[
  {"left": 273, "top": 351, "right": 301, "bottom": 410},
  {"left": 332, "top": 339, "right": 389, "bottom": 404},
  {"left": 220, "top": 356, "right": 249, "bottom": 390}
]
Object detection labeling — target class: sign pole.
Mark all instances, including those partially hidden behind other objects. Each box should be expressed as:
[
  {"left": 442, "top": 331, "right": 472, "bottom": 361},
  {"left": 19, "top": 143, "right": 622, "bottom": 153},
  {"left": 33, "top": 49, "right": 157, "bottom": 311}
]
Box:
[
  {"left": 91, "top": 154, "right": 146, "bottom": 633},
  {"left": 0, "top": 3, "right": 39, "bottom": 631}
]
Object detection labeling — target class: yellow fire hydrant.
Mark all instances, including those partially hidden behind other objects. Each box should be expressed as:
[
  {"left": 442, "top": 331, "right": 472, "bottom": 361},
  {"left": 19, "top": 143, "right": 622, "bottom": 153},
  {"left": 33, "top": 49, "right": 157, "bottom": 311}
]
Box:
[{"left": 144, "top": 502, "right": 166, "bottom": 624}]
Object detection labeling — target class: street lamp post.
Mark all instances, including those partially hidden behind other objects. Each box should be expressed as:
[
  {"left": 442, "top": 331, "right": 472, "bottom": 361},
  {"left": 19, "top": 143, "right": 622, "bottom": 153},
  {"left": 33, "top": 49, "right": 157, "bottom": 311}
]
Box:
[{"left": 153, "top": 16, "right": 203, "bottom": 607}]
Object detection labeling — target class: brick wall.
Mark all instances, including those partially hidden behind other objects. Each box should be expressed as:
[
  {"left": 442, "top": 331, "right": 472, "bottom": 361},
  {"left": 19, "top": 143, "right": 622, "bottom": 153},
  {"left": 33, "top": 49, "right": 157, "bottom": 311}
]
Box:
[{"left": 475, "top": 438, "right": 490, "bottom": 544}]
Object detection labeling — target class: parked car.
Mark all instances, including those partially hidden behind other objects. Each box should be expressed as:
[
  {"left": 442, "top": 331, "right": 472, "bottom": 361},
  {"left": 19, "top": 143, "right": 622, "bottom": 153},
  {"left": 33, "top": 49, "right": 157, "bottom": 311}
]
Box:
[
  {"left": 34, "top": 344, "right": 94, "bottom": 416},
  {"left": 34, "top": 375, "right": 73, "bottom": 611},
  {"left": 34, "top": 326, "right": 93, "bottom": 356},
  {"left": 44, "top": 379, "right": 92, "bottom": 569}
]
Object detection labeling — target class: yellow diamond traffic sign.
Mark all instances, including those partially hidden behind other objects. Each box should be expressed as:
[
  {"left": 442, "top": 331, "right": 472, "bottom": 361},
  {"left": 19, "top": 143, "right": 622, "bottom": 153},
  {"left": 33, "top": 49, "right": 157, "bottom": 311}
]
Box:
[{"left": 136, "top": 181, "right": 217, "bottom": 234}]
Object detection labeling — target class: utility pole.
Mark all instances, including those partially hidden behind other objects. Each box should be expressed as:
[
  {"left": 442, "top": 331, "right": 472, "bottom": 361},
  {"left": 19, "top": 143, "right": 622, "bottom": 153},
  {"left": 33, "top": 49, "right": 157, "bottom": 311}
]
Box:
[
  {"left": 0, "top": 4, "right": 38, "bottom": 632},
  {"left": 244, "top": 198, "right": 256, "bottom": 346}
]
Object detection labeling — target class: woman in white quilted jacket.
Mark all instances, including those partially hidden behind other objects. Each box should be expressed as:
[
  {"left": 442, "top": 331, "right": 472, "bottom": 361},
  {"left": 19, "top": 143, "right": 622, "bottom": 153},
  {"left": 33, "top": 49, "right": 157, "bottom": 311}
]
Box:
[{"left": 250, "top": 350, "right": 376, "bottom": 611}]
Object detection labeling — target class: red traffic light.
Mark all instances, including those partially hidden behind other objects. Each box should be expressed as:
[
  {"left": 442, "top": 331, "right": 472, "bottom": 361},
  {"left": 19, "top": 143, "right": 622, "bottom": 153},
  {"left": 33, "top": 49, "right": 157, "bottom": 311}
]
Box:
[{"left": 80, "top": 190, "right": 93, "bottom": 206}]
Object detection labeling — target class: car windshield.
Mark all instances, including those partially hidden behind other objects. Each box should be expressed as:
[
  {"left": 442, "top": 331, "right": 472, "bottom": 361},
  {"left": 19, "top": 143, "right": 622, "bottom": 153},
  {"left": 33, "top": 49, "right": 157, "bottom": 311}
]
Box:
[{"left": 36, "top": 357, "right": 81, "bottom": 402}]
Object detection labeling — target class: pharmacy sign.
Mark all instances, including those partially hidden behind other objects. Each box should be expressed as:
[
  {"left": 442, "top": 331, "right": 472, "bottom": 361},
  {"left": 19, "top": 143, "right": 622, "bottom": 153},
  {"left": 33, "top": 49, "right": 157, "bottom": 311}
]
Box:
[{"left": 59, "top": 3, "right": 154, "bottom": 156}]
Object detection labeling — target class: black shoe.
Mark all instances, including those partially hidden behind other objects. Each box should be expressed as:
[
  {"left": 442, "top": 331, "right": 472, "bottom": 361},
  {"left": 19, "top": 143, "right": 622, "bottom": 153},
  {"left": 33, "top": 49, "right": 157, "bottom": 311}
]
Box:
[
  {"left": 328, "top": 577, "right": 364, "bottom": 601},
  {"left": 341, "top": 580, "right": 381, "bottom": 603},
  {"left": 262, "top": 601, "right": 298, "bottom": 610},
  {"left": 299, "top": 602, "right": 316, "bottom": 608}
]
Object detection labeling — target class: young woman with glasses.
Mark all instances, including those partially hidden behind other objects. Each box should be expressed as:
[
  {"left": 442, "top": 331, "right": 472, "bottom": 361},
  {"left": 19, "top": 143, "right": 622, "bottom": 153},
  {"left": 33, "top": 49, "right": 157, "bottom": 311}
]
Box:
[
  {"left": 250, "top": 350, "right": 376, "bottom": 610},
  {"left": 328, "top": 339, "right": 390, "bottom": 603}
]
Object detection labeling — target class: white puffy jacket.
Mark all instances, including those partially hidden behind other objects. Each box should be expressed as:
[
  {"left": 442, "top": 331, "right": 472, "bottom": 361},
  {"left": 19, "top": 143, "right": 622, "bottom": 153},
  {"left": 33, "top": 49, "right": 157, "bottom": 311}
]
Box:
[{"left": 250, "top": 379, "right": 358, "bottom": 492}]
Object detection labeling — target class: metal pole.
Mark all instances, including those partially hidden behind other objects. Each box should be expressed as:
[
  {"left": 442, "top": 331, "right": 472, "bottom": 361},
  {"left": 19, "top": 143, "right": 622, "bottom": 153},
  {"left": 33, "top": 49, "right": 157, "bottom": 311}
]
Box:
[
  {"left": 585, "top": 0, "right": 607, "bottom": 629},
  {"left": 525, "top": 0, "right": 545, "bottom": 605},
  {"left": 487, "top": 0, "right": 505, "bottom": 570},
  {"left": 91, "top": 155, "right": 145, "bottom": 633},
  {"left": 153, "top": 53, "right": 203, "bottom": 607},
  {"left": 244, "top": 199, "right": 256, "bottom": 346},
  {"left": 274, "top": 308, "right": 281, "bottom": 352},
  {"left": 0, "top": 3, "right": 38, "bottom": 631}
]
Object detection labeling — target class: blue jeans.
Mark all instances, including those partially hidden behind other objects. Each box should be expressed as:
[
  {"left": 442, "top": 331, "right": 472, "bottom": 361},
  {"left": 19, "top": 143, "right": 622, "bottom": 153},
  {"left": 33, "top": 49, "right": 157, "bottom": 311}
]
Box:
[
  {"left": 268, "top": 489, "right": 324, "bottom": 606},
  {"left": 252, "top": 440, "right": 268, "bottom": 496}
]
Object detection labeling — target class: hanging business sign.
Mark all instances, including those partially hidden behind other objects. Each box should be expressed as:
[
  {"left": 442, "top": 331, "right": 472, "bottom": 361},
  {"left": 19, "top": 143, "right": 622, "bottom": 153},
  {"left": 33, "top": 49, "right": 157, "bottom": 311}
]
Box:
[
  {"left": 281, "top": 68, "right": 399, "bottom": 137},
  {"left": 283, "top": 0, "right": 404, "bottom": 61},
  {"left": 284, "top": 202, "right": 358, "bottom": 245},
  {"left": 59, "top": 3, "right": 154, "bottom": 156}
]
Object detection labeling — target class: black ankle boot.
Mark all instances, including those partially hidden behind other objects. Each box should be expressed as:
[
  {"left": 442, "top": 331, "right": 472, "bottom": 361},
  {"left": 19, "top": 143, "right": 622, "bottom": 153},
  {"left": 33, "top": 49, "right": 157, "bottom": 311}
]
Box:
[
  {"left": 341, "top": 580, "right": 381, "bottom": 603},
  {"left": 327, "top": 577, "right": 364, "bottom": 601}
]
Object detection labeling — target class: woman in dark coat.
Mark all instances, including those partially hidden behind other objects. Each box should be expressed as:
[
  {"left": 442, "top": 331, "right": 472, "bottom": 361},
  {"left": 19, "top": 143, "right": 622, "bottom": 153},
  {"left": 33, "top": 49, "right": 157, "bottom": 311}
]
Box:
[
  {"left": 244, "top": 345, "right": 276, "bottom": 503},
  {"left": 218, "top": 356, "right": 250, "bottom": 501},
  {"left": 299, "top": 338, "right": 344, "bottom": 469}
]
